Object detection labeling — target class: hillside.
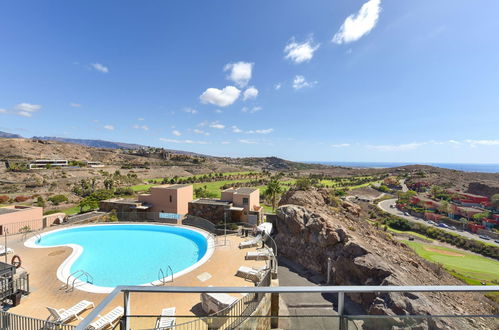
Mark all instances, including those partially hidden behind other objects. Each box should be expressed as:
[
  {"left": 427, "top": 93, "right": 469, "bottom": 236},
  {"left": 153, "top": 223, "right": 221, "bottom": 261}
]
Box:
[{"left": 275, "top": 189, "right": 497, "bottom": 329}]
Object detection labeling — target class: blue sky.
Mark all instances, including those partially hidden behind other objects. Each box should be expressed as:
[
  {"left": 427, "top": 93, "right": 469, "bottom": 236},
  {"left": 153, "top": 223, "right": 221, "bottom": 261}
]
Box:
[{"left": 1, "top": 0, "right": 498, "bottom": 163}]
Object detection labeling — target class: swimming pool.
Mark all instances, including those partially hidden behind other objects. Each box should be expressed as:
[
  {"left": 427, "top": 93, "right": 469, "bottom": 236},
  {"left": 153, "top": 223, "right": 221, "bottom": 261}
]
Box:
[{"left": 25, "top": 224, "right": 214, "bottom": 293}]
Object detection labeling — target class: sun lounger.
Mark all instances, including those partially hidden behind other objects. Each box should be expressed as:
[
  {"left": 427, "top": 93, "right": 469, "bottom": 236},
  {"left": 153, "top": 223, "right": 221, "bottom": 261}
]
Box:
[
  {"left": 245, "top": 249, "right": 272, "bottom": 260},
  {"left": 201, "top": 292, "right": 238, "bottom": 314},
  {"left": 47, "top": 300, "right": 94, "bottom": 323},
  {"left": 156, "top": 307, "right": 176, "bottom": 329},
  {"left": 236, "top": 266, "right": 267, "bottom": 283},
  {"left": 239, "top": 234, "right": 262, "bottom": 249},
  {"left": 86, "top": 306, "right": 123, "bottom": 330},
  {"left": 0, "top": 245, "right": 13, "bottom": 255}
]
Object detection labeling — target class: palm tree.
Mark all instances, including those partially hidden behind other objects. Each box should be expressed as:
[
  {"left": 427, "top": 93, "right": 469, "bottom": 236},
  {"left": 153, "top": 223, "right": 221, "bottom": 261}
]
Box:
[{"left": 266, "top": 177, "right": 282, "bottom": 211}]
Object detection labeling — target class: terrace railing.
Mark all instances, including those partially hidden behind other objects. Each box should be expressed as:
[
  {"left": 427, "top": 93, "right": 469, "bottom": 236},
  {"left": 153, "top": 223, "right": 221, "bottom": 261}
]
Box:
[
  {"left": 0, "top": 310, "right": 75, "bottom": 330},
  {"left": 75, "top": 285, "right": 499, "bottom": 330}
]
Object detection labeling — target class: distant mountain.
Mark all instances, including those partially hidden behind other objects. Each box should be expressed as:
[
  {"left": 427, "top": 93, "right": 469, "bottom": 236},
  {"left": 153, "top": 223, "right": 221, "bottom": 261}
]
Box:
[
  {"left": 0, "top": 130, "right": 23, "bottom": 138},
  {"left": 32, "top": 136, "right": 145, "bottom": 150}
]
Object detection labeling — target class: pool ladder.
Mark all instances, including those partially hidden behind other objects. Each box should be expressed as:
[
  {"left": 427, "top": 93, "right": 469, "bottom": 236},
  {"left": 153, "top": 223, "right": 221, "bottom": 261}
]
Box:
[
  {"left": 61, "top": 269, "right": 94, "bottom": 292},
  {"left": 156, "top": 265, "right": 173, "bottom": 285}
]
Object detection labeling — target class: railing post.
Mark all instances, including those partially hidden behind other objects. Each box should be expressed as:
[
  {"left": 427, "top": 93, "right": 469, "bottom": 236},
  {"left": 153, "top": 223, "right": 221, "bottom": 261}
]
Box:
[
  {"left": 338, "top": 291, "right": 345, "bottom": 330},
  {"left": 327, "top": 257, "right": 332, "bottom": 284},
  {"left": 124, "top": 291, "right": 130, "bottom": 330}
]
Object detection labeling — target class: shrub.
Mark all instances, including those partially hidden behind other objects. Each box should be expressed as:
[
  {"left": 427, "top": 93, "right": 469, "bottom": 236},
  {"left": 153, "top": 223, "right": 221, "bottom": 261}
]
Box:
[
  {"left": 14, "top": 195, "right": 30, "bottom": 202},
  {"left": 114, "top": 187, "right": 134, "bottom": 196},
  {"left": 48, "top": 194, "right": 68, "bottom": 205},
  {"left": 36, "top": 196, "right": 45, "bottom": 207},
  {"left": 0, "top": 195, "right": 9, "bottom": 203}
]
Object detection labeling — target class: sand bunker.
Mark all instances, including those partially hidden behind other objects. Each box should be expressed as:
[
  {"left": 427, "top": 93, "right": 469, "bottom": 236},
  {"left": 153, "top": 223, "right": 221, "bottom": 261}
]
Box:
[{"left": 424, "top": 246, "right": 465, "bottom": 257}]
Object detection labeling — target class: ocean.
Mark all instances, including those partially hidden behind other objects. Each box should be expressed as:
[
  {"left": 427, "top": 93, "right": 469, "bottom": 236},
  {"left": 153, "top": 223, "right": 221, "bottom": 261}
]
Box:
[{"left": 305, "top": 162, "right": 499, "bottom": 173}]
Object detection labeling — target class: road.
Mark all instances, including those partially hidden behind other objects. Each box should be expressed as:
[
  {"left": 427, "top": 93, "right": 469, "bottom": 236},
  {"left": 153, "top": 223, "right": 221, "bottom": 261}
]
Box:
[{"left": 378, "top": 198, "right": 498, "bottom": 246}]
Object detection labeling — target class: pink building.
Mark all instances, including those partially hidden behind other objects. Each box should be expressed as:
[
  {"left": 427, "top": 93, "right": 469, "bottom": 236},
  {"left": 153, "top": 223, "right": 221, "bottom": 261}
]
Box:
[
  {"left": 138, "top": 184, "right": 193, "bottom": 215},
  {"left": 221, "top": 187, "right": 262, "bottom": 223},
  {"left": 0, "top": 205, "right": 64, "bottom": 234}
]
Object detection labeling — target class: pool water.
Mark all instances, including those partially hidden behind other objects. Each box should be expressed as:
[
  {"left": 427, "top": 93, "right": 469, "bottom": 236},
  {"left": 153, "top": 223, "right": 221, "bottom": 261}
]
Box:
[{"left": 35, "top": 224, "right": 209, "bottom": 288}]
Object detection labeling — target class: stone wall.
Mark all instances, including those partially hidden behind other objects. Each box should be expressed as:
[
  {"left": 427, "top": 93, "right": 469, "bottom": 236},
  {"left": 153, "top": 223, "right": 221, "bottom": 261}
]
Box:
[{"left": 187, "top": 202, "right": 227, "bottom": 224}]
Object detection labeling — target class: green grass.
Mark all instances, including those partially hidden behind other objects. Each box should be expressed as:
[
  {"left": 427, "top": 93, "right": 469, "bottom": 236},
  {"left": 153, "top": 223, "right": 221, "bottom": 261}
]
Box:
[
  {"left": 403, "top": 240, "right": 499, "bottom": 283},
  {"left": 61, "top": 205, "right": 81, "bottom": 215}
]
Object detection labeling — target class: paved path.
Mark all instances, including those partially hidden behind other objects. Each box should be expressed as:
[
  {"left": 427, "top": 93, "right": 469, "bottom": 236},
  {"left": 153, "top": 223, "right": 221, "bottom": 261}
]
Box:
[
  {"left": 277, "top": 257, "right": 362, "bottom": 329},
  {"left": 378, "top": 199, "right": 498, "bottom": 246}
]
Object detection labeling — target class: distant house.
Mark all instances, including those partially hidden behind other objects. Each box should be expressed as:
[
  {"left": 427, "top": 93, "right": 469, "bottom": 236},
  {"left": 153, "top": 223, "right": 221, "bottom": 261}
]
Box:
[
  {"left": 100, "top": 184, "right": 193, "bottom": 221},
  {"left": 29, "top": 159, "right": 68, "bottom": 169},
  {"left": 446, "top": 190, "right": 489, "bottom": 207},
  {"left": 188, "top": 187, "right": 262, "bottom": 225}
]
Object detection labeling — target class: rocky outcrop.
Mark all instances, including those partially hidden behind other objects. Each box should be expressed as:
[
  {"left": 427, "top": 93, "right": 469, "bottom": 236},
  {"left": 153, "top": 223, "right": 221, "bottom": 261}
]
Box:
[{"left": 275, "top": 189, "right": 497, "bottom": 329}]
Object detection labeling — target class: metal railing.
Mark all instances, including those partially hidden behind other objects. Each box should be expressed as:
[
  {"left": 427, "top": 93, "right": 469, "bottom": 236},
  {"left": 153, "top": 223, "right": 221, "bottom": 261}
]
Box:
[
  {"left": 61, "top": 269, "right": 93, "bottom": 292},
  {"left": 75, "top": 285, "right": 499, "bottom": 330},
  {"left": 0, "top": 310, "right": 75, "bottom": 330}
]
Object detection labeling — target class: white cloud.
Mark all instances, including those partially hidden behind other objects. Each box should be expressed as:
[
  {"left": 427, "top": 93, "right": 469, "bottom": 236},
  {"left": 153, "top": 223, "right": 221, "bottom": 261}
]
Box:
[
  {"left": 242, "top": 106, "right": 262, "bottom": 114},
  {"left": 274, "top": 83, "right": 282, "bottom": 90},
  {"left": 200, "top": 86, "right": 241, "bottom": 107},
  {"left": 224, "top": 62, "right": 253, "bottom": 87},
  {"left": 292, "top": 75, "right": 317, "bottom": 90},
  {"left": 284, "top": 37, "right": 320, "bottom": 64},
  {"left": 103, "top": 125, "right": 115, "bottom": 130},
  {"left": 221, "top": 141, "right": 231, "bottom": 145},
  {"left": 137, "top": 117, "right": 145, "bottom": 121},
  {"left": 368, "top": 142, "right": 425, "bottom": 151},
  {"left": 209, "top": 122, "right": 225, "bottom": 129},
  {"left": 332, "top": 0, "right": 382, "bottom": 44},
  {"left": 69, "top": 102, "right": 81, "bottom": 108},
  {"left": 331, "top": 143, "right": 350, "bottom": 148},
  {"left": 243, "top": 87, "right": 259, "bottom": 101},
  {"left": 17, "top": 111, "right": 32, "bottom": 117},
  {"left": 252, "top": 128, "right": 273, "bottom": 134},
  {"left": 465, "top": 139, "right": 499, "bottom": 147},
  {"left": 239, "top": 139, "right": 258, "bottom": 144},
  {"left": 232, "top": 126, "right": 243, "bottom": 133},
  {"left": 133, "top": 124, "right": 149, "bottom": 131},
  {"left": 183, "top": 107, "right": 198, "bottom": 114},
  {"left": 172, "top": 130, "right": 182, "bottom": 136},
  {"left": 215, "top": 109, "right": 223, "bottom": 114},
  {"left": 15, "top": 103, "right": 41, "bottom": 112},
  {"left": 0, "top": 109, "right": 7, "bottom": 114},
  {"left": 91, "top": 63, "right": 109, "bottom": 73},
  {"left": 159, "top": 138, "right": 209, "bottom": 145},
  {"left": 193, "top": 129, "right": 210, "bottom": 136}
]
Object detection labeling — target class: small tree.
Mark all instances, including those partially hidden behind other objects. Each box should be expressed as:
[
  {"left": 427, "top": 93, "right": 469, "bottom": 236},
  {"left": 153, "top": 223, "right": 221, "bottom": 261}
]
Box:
[
  {"left": 79, "top": 197, "right": 99, "bottom": 213},
  {"left": 36, "top": 196, "right": 45, "bottom": 207},
  {"left": 265, "top": 178, "right": 282, "bottom": 211},
  {"left": 491, "top": 194, "right": 499, "bottom": 210}
]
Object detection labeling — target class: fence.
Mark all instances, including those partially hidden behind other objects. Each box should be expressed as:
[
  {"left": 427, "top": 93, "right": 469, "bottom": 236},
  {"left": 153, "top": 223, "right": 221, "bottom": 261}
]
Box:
[
  {"left": 0, "top": 310, "right": 75, "bottom": 330},
  {"left": 75, "top": 285, "right": 499, "bottom": 330}
]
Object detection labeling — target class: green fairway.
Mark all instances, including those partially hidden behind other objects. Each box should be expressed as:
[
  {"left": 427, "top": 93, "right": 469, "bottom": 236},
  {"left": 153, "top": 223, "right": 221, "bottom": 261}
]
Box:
[{"left": 404, "top": 240, "right": 499, "bottom": 283}]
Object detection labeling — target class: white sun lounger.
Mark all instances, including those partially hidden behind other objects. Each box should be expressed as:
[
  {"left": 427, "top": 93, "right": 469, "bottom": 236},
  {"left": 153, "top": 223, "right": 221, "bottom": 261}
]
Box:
[
  {"left": 245, "top": 249, "right": 272, "bottom": 260},
  {"left": 239, "top": 234, "right": 262, "bottom": 249},
  {"left": 47, "top": 300, "right": 94, "bottom": 323},
  {"left": 0, "top": 245, "right": 13, "bottom": 255},
  {"left": 86, "top": 306, "right": 124, "bottom": 330},
  {"left": 236, "top": 266, "right": 267, "bottom": 283},
  {"left": 201, "top": 292, "right": 238, "bottom": 314},
  {"left": 156, "top": 307, "right": 176, "bottom": 329}
]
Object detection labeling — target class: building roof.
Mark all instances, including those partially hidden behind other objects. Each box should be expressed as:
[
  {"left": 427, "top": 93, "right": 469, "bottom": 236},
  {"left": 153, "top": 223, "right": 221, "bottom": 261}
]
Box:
[
  {"left": 190, "top": 198, "right": 231, "bottom": 206},
  {"left": 0, "top": 206, "right": 37, "bottom": 215},
  {"left": 234, "top": 187, "right": 258, "bottom": 194},
  {"left": 102, "top": 198, "right": 139, "bottom": 205},
  {"left": 0, "top": 208, "right": 19, "bottom": 215},
  {"left": 153, "top": 184, "right": 192, "bottom": 190}
]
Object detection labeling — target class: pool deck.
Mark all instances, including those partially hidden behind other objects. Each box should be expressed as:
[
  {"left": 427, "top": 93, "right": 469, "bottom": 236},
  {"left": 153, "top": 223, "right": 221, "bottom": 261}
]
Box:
[{"left": 7, "top": 226, "right": 267, "bottom": 328}]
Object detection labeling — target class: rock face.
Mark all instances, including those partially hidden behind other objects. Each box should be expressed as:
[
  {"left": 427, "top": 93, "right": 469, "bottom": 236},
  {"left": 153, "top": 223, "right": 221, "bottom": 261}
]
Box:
[{"left": 275, "top": 189, "right": 497, "bottom": 329}]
